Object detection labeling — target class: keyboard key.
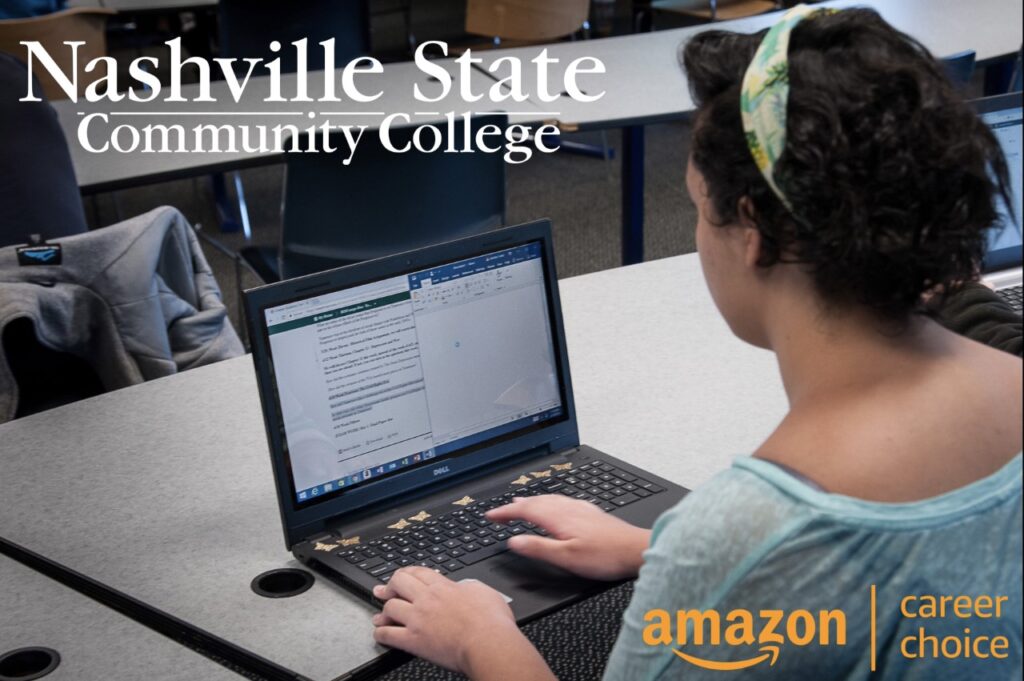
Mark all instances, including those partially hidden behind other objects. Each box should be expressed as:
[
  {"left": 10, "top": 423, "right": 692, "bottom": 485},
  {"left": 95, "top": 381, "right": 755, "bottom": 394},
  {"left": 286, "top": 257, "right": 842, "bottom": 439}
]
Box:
[
  {"left": 369, "top": 562, "right": 397, "bottom": 577},
  {"left": 358, "top": 557, "right": 385, "bottom": 571},
  {"left": 444, "top": 561, "right": 463, "bottom": 572},
  {"left": 613, "top": 493, "right": 641, "bottom": 507}
]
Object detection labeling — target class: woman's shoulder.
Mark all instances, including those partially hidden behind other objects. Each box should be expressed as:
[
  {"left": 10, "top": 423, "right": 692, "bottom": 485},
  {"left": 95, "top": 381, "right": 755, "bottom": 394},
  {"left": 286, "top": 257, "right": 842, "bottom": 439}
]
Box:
[{"left": 645, "top": 464, "right": 813, "bottom": 570}]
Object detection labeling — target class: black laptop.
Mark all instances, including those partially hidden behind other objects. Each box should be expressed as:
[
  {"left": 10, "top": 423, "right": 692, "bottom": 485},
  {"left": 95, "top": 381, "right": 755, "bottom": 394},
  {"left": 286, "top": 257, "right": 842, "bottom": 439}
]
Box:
[
  {"left": 974, "top": 91, "right": 1023, "bottom": 313},
  {"left": 244, "top": 219, "right": 687, "bottom": 620}
]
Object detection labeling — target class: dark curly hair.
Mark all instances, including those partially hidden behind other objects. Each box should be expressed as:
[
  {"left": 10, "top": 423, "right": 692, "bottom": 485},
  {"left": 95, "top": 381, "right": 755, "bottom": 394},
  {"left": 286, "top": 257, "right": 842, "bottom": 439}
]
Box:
[{"left": 681, "top": 9, "right": 1014, "bottom": 321}]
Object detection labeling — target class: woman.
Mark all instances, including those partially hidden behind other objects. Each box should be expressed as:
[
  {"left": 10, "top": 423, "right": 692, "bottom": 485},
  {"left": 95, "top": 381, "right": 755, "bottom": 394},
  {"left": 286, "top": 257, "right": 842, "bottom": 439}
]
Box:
[{"left": 370, "top": 7, "right": 1023, "bottom": 679}]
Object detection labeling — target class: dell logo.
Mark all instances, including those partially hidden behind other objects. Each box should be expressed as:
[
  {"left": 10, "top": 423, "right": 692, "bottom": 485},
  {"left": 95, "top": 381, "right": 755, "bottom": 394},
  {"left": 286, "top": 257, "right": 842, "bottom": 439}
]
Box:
[{"left": 433, "top": 466, "right": 451, "bottom": 477}]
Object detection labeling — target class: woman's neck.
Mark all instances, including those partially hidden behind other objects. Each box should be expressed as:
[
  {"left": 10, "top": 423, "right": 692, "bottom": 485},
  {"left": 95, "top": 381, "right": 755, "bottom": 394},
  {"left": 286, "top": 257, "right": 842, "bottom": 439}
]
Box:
[{"left": 765, "top": 301, "right": 954, "bottom": 409}]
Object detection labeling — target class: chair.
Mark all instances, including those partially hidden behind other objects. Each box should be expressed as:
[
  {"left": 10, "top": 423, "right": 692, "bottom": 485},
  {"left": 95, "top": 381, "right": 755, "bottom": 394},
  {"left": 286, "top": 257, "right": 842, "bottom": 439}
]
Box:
[
  {"left": 0, "top": 51, "right": 86, "bottom": 247},
  {"left": 218, "top": 0, "right": 369, "bottom": 73},
  {"left": 0, "top": 7, "right": 114, "bottom": 101},
  {"left": 651, "top": 0, "right": 778, "bottom": 25},
  {"left": 239, "top": 114, "right": 508, "bottom": 283},
  {"left": 465, "top": 0, "right": 591, "bottom": 44},
  {"left": 462, "top": 0, "right": 613, "bottom": 171},
  {"left": 214, "top": 0, "right": 371, "bottom": 238},
  {"left": 942, "top": 49, "right": 976, "bottom": 91}
]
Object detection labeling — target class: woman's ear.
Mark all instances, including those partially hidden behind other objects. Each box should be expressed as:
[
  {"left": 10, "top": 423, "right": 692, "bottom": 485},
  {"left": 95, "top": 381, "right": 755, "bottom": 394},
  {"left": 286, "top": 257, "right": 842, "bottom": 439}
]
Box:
[{"left": 737, "top": 196, "right": 763, "bottom": 269}]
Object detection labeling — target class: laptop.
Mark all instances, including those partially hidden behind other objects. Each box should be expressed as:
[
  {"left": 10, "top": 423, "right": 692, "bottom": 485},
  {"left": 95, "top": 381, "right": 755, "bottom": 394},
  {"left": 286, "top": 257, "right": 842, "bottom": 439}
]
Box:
[
  {"left": 974, "top": 92, "right": 1023, "bottom": 313},
  {"left": 244, "top": 220, "right": 688, "bottom": 621}
]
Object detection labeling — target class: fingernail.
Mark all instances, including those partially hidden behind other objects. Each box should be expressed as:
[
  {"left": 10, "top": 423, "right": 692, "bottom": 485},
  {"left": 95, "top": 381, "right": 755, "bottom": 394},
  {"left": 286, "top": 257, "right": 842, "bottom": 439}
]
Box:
[
  {"left": 371, "top": 614, "right": 380, "bottom": 625},
  {"left": 372, "top": 585, "right": 384, "bottom": 596}
]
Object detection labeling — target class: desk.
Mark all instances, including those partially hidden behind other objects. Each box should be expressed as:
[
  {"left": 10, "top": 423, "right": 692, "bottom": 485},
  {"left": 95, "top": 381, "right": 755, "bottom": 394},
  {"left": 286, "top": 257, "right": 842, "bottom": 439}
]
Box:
[
  {"left": 0, "top": 554, "right": 240, "bottom": 680},
  {"left": 474, "top": 0, "right": 1023, "bottom": 265},
  {"left": 50, "top": 0, "right": 1021, "bottom": 265},
  {"left": 0, "top": 253, "right": 787, "bottom": 680}
]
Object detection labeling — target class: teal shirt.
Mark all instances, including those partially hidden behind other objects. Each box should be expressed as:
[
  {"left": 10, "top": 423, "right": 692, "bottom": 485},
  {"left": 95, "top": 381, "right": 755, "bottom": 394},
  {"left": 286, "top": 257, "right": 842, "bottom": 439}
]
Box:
[{"left": 604, "top": 454, "right": 1023, "bottom": 680}]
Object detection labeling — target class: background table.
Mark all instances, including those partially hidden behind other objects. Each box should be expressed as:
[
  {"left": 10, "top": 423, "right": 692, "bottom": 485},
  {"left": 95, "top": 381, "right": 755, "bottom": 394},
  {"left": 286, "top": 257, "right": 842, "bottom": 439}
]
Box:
[
  {"left": 0, "top": 252, "right": 787, "bottom": 680},
  {"left": 473, "top": 0, "right": 1023, "bottom": 265},
  {"left": 0, "top": 553, "right": 241, "bottom": 681},
  {"left": 52, "top": 0, "right": 1023, "bottom": 266},
  {"left": 56, "top": 60, "right": 523, "bottom": 194}
]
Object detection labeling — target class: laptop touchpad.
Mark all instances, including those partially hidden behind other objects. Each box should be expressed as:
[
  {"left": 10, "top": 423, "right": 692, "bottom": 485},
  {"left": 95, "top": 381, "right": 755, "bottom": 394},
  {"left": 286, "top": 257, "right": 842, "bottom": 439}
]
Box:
[{"left": 488, "top": 554, "right": 581, "bottom": 592}]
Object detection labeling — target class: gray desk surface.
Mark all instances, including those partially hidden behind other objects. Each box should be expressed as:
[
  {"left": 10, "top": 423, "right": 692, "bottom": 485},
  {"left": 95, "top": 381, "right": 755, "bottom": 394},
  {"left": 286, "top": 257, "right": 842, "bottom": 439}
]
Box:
[
  {"left": 476, "top": 0, "right": 1024, "bottom": 130},
  {"left": 0, "top": 554, "right": 239, "bottom": 681},
  {"left": 0, "top": 252, "right": 786, "bottom": 681}
]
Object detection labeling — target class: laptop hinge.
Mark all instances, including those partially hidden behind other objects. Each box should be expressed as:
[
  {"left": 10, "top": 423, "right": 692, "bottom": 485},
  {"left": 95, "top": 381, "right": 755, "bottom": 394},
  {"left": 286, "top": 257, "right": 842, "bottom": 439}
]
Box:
[{"left": 314, "top": 445, "right": 554, "bottom": 535}]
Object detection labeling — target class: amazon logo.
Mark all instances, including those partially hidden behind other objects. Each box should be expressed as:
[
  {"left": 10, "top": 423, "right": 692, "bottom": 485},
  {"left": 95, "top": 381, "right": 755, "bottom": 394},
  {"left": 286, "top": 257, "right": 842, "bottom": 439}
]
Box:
[{"left": 643, "top": 607, "right": 847, "bottom": 671}]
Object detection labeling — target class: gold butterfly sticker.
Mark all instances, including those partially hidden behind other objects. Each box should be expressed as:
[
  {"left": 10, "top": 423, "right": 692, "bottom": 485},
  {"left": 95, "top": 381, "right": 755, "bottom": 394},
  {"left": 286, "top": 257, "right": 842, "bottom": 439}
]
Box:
[
  {"left": 530, "top": 470, "right": 552, "bottom": 479},
  {"left": 452, "top": 495, "right": 475, "bottom": 506},
  {"left": 511, "top": 475, "right": 531, "bottom": 485},
  {"left": 314, "top": 542, "right": 337, "bottom": 552},
  {"left": 408, "top": 511, "right": 431, "bottom": 522},
  {"left": 338, "top": 536, "right": 361, "bottom": 547},
  {"left": 551, "top": 463, "right": 573, "bottom": 471},
  {"left": 388, "top": 518, "right": 411, "bottom": 530}
]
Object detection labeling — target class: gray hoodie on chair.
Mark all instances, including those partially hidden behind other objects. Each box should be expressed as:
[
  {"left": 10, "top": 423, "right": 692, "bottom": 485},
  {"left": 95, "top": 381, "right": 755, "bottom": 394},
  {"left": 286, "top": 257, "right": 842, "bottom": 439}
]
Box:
[{"left": 0, "top": 206, "right": 244, "bottom": 422}]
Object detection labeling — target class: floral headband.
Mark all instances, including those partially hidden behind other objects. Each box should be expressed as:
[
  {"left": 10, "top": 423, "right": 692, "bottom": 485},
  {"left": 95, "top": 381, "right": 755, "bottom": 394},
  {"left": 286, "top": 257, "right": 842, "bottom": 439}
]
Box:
[{"left": 740, "top": 4, "right": 838, "bottom": 211}]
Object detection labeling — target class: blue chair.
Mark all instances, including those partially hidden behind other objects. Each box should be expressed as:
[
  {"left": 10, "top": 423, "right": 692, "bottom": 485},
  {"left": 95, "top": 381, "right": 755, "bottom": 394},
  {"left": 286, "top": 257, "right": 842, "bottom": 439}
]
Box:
[
  {"left": 218, "top": 0, "right": 369, "bottom": 73},
  {"left": 942, "top": 49, "right": 976, "bottom": 91},
  {"left": 240, "top": 115, "right": 508, "bottom": 282},
  {"left": 0, "top": 51, "right": 86, "bottom": 247},
  {"left": 213, "top": 0, "right": 371, "bottom": 238}
]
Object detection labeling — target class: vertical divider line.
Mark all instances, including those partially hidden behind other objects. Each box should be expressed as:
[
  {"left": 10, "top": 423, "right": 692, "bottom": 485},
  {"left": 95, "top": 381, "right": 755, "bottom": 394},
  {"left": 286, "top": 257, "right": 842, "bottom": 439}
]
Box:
[{"left": 870, "top": 584, "right": 877, "bottom": 672}]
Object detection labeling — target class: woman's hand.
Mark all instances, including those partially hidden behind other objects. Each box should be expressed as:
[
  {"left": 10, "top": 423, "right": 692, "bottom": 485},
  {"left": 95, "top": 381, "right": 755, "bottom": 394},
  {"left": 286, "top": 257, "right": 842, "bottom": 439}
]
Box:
[
  {"left": 486, "top": 495, "right": 651, "bottom": 580},
  {"left": 371, "top": 567, "right": 554, "bottom": 681}
]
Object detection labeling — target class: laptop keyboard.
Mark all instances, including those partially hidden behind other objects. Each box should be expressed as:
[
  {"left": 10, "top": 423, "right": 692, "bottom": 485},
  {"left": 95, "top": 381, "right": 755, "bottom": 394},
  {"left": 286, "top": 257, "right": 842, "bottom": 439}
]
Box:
[
  {"left": 332, "top": 460, "right": 666, "bottom": 583},
  {"left": 997, "top": 284, "right": 1022, "bottom": 314}
]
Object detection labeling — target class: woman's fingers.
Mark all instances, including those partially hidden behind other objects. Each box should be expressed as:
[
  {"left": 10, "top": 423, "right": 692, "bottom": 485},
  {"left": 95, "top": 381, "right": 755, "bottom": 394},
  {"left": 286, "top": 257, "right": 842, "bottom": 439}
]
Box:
[
  {"left": 372, "top": 597, "right": 415, "bottom": 627},
  {"left": 507, "top": 533, "right": 569, "bottom": 563},
  {"left": 373, "top": 566, "right": 433, "bottom": 601},
  {"left": 373, "top": 624, "right": 414, "bottom": 651},
  {"left": 486, "top": 494, "right": 583, "bottom": 528}
]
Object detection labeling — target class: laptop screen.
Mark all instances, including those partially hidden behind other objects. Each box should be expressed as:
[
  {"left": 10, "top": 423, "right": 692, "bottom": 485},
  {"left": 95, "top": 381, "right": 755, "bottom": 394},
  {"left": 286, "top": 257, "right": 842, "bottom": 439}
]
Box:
[
  {"left": 979, "top": 98, "right": 1023, "bottom": 271},
  {"left": 263, "top": 241, "right": 564, "bottom": 505}
]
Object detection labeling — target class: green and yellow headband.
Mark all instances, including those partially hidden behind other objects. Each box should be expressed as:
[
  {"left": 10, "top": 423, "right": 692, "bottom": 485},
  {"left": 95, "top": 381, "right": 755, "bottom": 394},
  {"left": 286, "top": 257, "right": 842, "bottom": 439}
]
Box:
[{"left": 741, "top": 4, "right": 837, "bottom": 212}]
